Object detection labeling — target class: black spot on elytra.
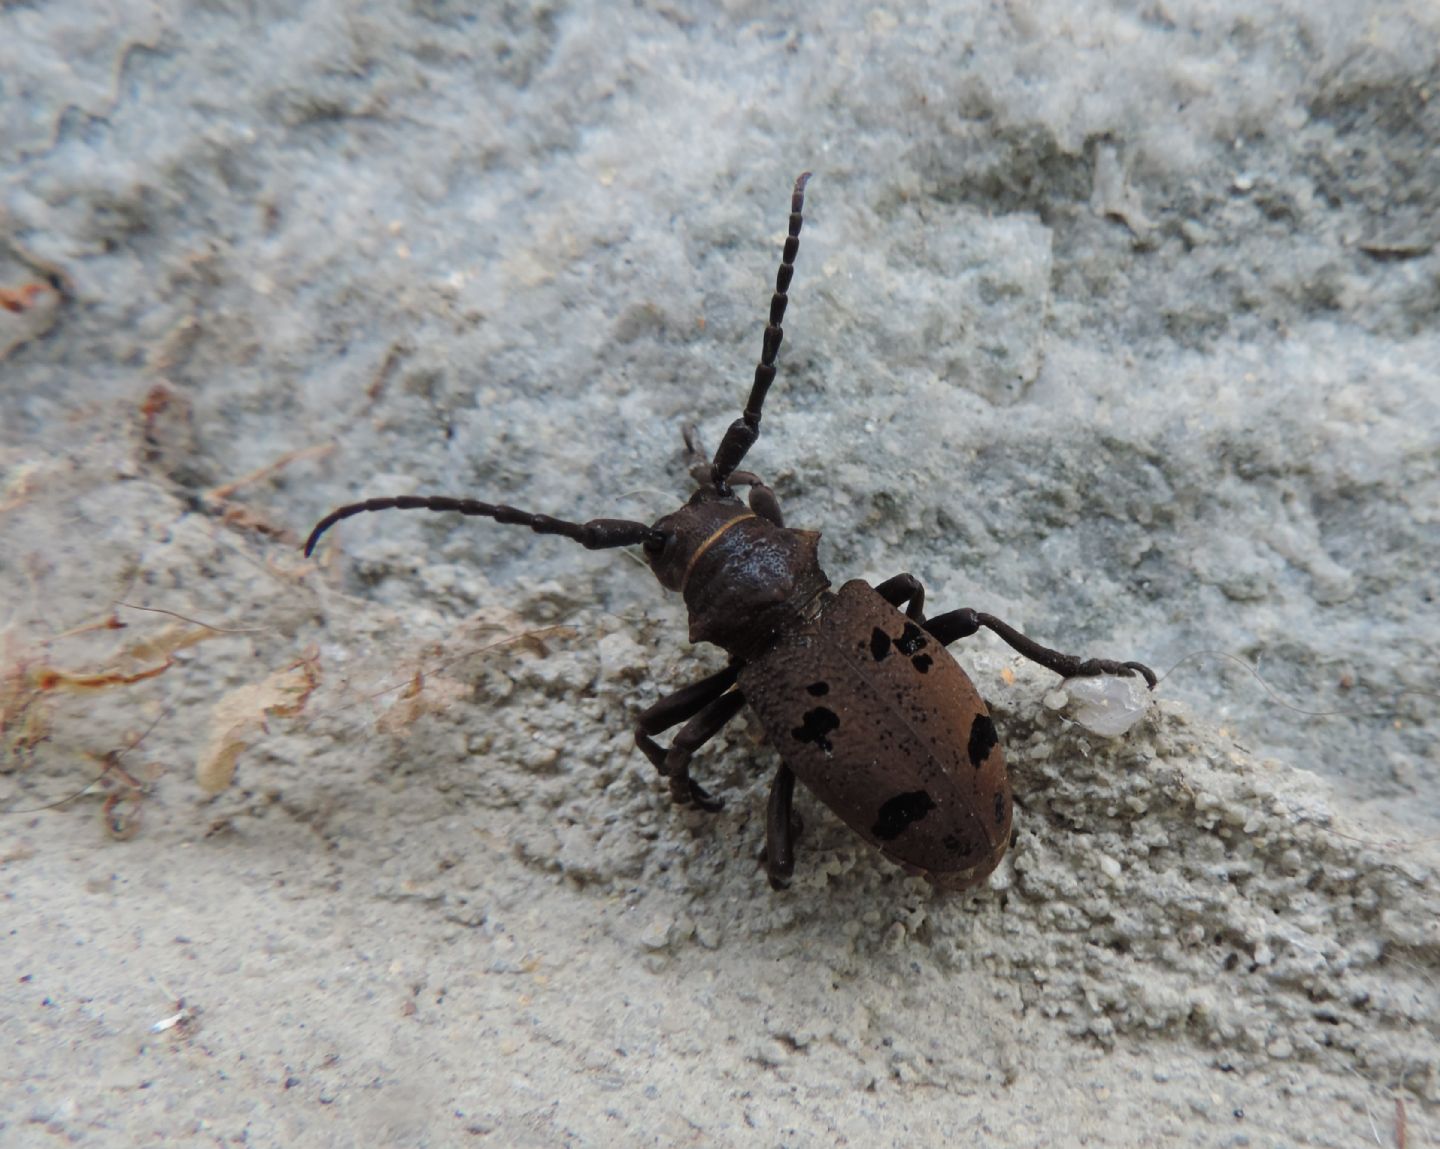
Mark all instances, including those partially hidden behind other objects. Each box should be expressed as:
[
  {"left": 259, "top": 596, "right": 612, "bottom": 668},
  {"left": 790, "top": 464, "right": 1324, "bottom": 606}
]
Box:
[
  {"left": 895, "top": 622, "right": 927, "bottom": 656},
  {"left": 942, "top": 832, "right": 974, "bottom": 857},
  {"left": 911, "top": 653, "right": 932, "bottom": 674},
  {"left": 869, "top": 627, "right": 891, "bottom": 661},
  {"left": 791, "top": 706, "right": 840, "bottom": 754},
  {"left": 967, "top": 713, "right": 998, "bottom": 769},
  {"left": 805, "top": 681, "right": 829, "bottom": 696},
  {"left": 872, "top": 791, "right": 935, "bottom": 841},
  {"left": 994, "top": 792, "right": 1006, "bottom": 826}
]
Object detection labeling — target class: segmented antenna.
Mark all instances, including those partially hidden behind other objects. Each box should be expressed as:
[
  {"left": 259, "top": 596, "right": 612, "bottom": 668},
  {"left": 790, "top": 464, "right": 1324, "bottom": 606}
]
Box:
[
  {"left": 303, "top": 495, "right": 661, "bottom": 557},
  {"left": 710, "top": 171, "right": 812, "bottom": 485}
]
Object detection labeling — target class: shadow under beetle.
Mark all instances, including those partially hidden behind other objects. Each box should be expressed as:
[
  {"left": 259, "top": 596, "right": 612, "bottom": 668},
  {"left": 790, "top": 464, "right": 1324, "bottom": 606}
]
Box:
[{"left": 305, "top": 173, "right": 1157, "bottom": 891}]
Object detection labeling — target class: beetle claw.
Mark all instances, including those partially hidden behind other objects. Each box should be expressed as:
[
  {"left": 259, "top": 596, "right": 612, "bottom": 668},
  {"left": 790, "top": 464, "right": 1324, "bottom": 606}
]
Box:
[{"left": 687, "top": 780, "right": 724, "bottom": 813}]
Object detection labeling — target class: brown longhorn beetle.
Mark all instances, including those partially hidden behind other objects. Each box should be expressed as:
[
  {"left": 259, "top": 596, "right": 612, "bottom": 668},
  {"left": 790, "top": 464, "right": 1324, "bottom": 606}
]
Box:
[{"left": 305, "top": 173, "right": 1156, "bottom": 891}]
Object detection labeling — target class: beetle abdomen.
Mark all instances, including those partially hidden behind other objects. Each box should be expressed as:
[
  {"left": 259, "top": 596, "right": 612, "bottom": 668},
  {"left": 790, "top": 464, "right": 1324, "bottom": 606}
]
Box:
[{"left": 739, "top": 580, "right": 1012, "bottom": 889}]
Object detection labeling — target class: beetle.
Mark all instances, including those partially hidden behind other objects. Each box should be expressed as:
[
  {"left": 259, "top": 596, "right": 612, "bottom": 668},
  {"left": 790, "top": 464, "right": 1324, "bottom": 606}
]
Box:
[{"left": 304, "top": 173, "right": 1156, "bottom": 891}]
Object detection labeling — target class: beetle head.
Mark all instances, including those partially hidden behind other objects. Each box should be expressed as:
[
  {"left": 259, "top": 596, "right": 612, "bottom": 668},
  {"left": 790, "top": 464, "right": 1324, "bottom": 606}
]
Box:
[{"left": 642, "top": 489, "right": 748, "bottom": 593}]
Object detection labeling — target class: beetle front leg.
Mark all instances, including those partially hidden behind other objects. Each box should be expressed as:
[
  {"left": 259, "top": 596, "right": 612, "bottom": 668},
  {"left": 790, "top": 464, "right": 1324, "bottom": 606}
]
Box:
[
  {"left": 635, "top": 664, "right": 745, "bottom": 811},
  {"left": 682, "top": 425, "right": 785, "bottom": 525},
  {"left": 736, "top": 474, "right": 784, "bottom": 527},
  {"left": 657, "top": 691, "right": 748, "bottom": 810},
  {"left": 924, "top": 607, "right": 1157, "bottom": 688}
]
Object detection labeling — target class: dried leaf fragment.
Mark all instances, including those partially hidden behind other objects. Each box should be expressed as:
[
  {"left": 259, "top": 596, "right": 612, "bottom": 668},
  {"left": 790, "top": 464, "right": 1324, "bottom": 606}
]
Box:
[
  {"left": 0, "top": 282, "right": 54, "bottom": 313},
  {"left": 197, "top": 658, "right": 319, "bottom": 794},
  {"left": 0, "top": 279, "right": 62, "bottom": 360},
  {"left": 375, "top": 670, "right": 473, "bottom": 737}
]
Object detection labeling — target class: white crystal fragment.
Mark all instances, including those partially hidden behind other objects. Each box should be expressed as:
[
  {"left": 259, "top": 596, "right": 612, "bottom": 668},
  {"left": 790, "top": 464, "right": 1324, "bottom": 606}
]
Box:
[{"left": 1061, "top": 673, "right": 1152, "bottom": 736}]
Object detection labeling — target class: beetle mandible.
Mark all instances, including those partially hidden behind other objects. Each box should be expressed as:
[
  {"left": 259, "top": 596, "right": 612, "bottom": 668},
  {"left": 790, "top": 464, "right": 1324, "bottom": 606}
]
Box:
[{"left": 304, "top": 173, "right": 1157, "bottom": 891}]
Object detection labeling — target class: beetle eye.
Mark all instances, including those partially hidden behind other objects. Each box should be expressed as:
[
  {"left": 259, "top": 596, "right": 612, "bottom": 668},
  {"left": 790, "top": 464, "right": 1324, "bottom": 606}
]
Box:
[{"left": 643, "top": 531, "right": 667, "bottom": 556}]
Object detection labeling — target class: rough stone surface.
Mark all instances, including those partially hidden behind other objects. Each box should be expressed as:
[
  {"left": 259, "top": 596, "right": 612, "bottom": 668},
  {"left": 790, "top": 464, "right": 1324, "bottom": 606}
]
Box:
[{"left": 3, "top": 2, "right": 1437, "bottom": 1145}]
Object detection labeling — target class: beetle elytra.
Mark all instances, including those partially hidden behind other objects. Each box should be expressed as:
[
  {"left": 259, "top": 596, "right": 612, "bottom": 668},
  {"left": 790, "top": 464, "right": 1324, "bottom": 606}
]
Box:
[{"left": 304, "top": 173, "right": 1156, "bottom": 891}]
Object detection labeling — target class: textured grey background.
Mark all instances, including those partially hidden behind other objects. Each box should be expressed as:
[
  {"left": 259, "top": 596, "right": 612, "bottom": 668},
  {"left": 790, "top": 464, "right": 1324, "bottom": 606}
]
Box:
[{"left": 2, "top": 2, "right": 1437, "bottom": 1146}]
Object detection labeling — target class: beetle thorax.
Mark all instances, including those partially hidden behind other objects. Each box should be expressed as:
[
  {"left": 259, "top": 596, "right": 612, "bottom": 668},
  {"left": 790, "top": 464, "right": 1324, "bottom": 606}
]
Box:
[{"left": 646, "top": 493, "right": 830, "bottom": 660}]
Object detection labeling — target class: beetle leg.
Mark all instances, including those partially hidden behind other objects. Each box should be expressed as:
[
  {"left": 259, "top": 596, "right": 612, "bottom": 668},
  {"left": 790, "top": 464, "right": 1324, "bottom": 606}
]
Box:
[
  {"left": 873, "top": 572, "right": 926, "bottom": 620},
  {"left": 717, "top": 468, "right": 786, "bottom": 526},
  {"left": 743, "top": 480, "right": 784, "bottom": 527},
  {"left": 683, "top": 410, "right": 785, "bottom": 525},
  {"left": 656, "top": 690, "right": 748, "bottom": 811},
  {"left": 924, "top": 608, "right": 1158, "bottom": 689},
  {"left": 636, "top": 664, "right": 742, "bottom": 736},
  {"left": 764, "top": 763, "right": 804, "bottom": 890},
  {"left": 873, "top": 574, "right": 1156, "bottom": 685},
  {"left": 682, "top": 424, "right": 714, "bottom": 486},
  {"left": 635, "top": 664, "right": 744, "bottom": 811}
]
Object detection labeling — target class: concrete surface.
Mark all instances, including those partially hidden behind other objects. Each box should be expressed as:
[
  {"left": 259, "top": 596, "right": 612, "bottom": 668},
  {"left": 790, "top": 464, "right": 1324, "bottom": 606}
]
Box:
[{"left": 3, "top": 2, "right": 1437, "bottom": 1145}]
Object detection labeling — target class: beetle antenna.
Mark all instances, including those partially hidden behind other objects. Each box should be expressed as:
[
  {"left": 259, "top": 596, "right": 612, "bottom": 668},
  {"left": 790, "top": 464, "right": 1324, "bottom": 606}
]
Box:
[
  {"left": 710, "top": 171, "right": 812, "bottom": 486},
  {"left": 303, "top": 496, "right": 662, "bottom": 557}
]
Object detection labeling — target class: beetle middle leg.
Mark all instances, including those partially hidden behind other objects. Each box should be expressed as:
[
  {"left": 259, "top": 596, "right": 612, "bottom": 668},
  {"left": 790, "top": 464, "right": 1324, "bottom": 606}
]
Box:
[
  {"left": 873, "top": 572, "right": 927, "bottom": 620},
  {"left": 635, "top": 663, "right": 746, "bottom": 810}
]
